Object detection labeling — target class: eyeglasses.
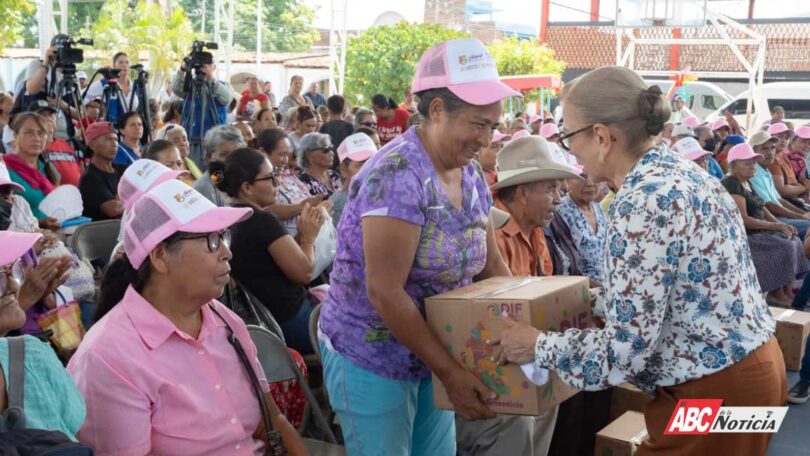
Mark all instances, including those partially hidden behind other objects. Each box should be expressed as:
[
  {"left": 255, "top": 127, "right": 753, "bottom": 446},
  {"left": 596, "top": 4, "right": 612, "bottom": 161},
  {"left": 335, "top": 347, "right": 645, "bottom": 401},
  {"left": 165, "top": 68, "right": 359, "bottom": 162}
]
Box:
[
  {"left": 253, "top": 172, "right": 280, "bottom": 186},
  {"left": 0, "top": 260, "right": 24, "bottom": 297},
  {"left": 175, "top": 230, "right": 232, "bottom": 253},
  {"left": 360, "top": 121, "right": 377, "bottom": 128},
  {"left": 558, "top": 125, "right": 594, "bottom": 151}
]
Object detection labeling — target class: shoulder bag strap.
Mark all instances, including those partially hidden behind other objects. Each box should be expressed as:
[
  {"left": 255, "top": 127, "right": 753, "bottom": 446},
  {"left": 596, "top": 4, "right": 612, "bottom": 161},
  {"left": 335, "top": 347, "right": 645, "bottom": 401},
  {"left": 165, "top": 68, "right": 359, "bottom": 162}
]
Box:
[{"left": 4, "top": 337, "right": 26, "bottom": 430}]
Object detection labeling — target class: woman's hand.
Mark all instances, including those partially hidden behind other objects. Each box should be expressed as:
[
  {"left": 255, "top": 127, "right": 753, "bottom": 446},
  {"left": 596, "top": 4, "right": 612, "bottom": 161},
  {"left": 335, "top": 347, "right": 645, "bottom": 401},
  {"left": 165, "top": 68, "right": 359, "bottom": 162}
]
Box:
[
  {"left": 771, "top": 222, "right": 796, "bottom": 238},
  {"left": 491, "top": 315, "right": 541, "bottom": 365},
  {"left": 33, "top": 231, "right": 60, "bottom": 253},
  {"left": 440, "top": 367, "right": 496, "bottom": 421},
  {"left": 296, "top": 203, "right": 323, "bottom": 244},
  {"left": 38, "top": 217, "right": 61, "bottom": 231}
]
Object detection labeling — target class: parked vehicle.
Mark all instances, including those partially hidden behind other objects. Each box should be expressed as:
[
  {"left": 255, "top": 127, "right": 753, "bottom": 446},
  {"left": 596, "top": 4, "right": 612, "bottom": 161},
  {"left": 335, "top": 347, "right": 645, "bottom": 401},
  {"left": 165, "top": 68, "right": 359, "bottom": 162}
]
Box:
[
  {"left": 647, "top": 80, "right": 734, "bottom": 119},
  {"left": 705, "top": 82, "right": 810, "bottom": 130}
]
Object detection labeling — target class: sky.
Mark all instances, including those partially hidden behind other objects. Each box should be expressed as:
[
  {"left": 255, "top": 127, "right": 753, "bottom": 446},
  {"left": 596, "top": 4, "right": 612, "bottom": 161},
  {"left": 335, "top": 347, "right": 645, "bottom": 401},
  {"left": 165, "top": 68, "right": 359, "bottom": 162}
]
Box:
[{"left": 307, "top": 0, "right": 810, "bottom": 33}]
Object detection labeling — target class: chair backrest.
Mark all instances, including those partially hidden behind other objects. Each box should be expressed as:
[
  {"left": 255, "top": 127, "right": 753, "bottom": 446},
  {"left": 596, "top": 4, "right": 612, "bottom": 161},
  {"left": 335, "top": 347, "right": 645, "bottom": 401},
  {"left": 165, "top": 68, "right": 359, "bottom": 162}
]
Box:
[
  {"left": 247, "top": 325, "right": 297, "bottom": 384},
  {"left": 68, "top": 220, "right": 121, "bottom": 262},
  {"left": 308, "top": 302, "right": 322, "bottom": 360},
  {"left": 226, "top": 282, "right": 286, "bottom": 342}
]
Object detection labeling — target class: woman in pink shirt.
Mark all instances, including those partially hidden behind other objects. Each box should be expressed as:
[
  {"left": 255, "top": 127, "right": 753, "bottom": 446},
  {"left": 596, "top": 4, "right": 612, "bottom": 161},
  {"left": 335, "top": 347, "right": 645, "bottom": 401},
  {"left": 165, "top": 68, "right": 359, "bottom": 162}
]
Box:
[{"left": 67, "top": 180, "right": 306, "bottom": 455}]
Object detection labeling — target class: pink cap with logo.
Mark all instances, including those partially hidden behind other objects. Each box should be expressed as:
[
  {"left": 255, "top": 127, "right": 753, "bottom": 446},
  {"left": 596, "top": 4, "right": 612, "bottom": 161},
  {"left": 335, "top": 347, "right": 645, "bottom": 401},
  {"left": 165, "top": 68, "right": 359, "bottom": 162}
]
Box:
[
  {"left": 411, "top": 38, "right": 522, "bottom": 106},
  {"left": 540, "top": 123, "right": 560, "bottom": 139},
  {"left": 671, "top": 137, "right": 711, "bottom": 162},
  {"left": 795, "top": 125, "right": 810, "bottom": 140},
  {"left": 766, "top": 122, "right": 788, "bottom": 135},
  {"left": 118, "top": 159, "right": 191, "bottom": 211},
  {"left": 0, "top": 160, "right": 24, "bottom": 193},
  {"left": 726, "top": 143, "right": 763, "bottom": 165},
  {"left": 683, "top": 116, "right": 702, "bottom": 128},
  {"left": 123, "top": 180, "right": 253, "bottom": 269},
  {"left": 337, "top": 133, "right": 378, "bottom": 163}
]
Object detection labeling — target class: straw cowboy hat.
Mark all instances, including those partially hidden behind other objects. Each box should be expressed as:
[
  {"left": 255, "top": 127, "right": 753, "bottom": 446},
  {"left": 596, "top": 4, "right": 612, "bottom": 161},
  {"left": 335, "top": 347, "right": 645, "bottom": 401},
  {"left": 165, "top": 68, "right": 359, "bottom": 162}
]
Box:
[{"left": 490, "top": 136, "right": 582, "bottom": 190}]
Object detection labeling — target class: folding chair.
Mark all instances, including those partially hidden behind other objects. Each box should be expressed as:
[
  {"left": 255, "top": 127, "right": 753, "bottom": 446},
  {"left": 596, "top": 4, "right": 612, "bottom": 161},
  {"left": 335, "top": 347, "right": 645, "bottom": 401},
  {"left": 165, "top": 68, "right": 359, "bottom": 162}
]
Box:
[
  {"left": 247, "top": 325, "right": 341, "bottom": 447},
  {"left": 67, "top": 219, "right": 121, "bottom": 262},
  {"left": 222, "top": 281, "right": 286, "bottom": 341},
  {"left": 308, "top": 302, "right": 323, "bottom": 360}
]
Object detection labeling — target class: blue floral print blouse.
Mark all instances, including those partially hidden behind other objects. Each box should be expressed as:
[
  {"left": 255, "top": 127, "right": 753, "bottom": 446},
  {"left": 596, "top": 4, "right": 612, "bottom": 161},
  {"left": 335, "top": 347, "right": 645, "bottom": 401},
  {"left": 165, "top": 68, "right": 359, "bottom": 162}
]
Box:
[
  {"left": 557, "top": 196, "right": 607, "bottom": 282},
  {"left": 534, "top": 147, "right": 775, "bottom": 394}
]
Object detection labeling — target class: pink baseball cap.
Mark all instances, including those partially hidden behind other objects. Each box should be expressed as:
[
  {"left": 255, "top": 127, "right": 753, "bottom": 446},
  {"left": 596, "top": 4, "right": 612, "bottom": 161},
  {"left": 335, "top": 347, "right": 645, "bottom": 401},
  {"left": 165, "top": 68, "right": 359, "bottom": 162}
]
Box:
[
  {"left": 118, "top": 159, "right": 190, "bottom": 211},
  {"left": 0, "top": 231, "right": 41, "bottom": 268},
  {"left": 710, "top": 118, "right": 730, "bottom": 131},
  {"left": 510, "top": 129, "right": 531, "bottom": 141},
  {"left": 727, "top": 143, "right": 763, "bottom": 165},
  {"left": 671, "top": 137, "right": 711, "bottom": 162},
  {"left": 123, "top": 180, "right": 253, "bottom": 269},
  {"left": 411, "top": 38, "right": 522, "bottom": 106},
  {"left": 540, "top": 123, "right": 560, "bottom": 139},
  {"left": 795, "top": 126, "right": 810, "bottom": 140},
  {"left": 683, "top": 116, "right": 702, "bottom": 128},
  {"left": 529, "top": 114, "right": 542, "bottom": 125},
  {"left": 767, "top": 122, "right": 789, "bottom": 135},
  {"left": 492, "top": 131, "right": 511, "bottom": 144},
  {"left": 0, "top": 160, "right": 24, "bottom": 193},
  {"left": 337, "top": 133, "right": 378, "bottom": 162}
]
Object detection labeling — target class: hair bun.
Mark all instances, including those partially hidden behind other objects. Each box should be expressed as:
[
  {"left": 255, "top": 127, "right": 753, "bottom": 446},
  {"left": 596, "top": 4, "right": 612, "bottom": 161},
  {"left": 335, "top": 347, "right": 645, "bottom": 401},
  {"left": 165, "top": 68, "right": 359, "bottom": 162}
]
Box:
[{"left": 638, "top": 85, "right": 669, "bottom": 136}]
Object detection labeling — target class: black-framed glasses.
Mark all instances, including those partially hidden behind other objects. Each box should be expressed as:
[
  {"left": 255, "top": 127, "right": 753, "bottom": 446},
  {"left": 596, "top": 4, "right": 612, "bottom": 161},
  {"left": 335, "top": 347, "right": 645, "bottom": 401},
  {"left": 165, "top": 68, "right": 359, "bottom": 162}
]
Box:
[
  {"left": 253, "top": 171, "right": 280, "bottom": 187},
  {"left": 558, "top": 124, "right": 595, "bottom": 151},
  {"left": 0, "top": 260, "right": 24, "bottom": 297},
  {"left": 360, "top": 121, "right": 377, "bottom": 128},
  {"left": 175, "top": 230, "right": 232, "bottom": 253}
]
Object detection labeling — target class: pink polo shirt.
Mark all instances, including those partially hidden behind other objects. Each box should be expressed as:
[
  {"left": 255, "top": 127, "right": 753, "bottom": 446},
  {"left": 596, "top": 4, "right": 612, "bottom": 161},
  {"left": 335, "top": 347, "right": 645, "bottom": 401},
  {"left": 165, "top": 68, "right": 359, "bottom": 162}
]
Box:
[{"left": 67, "top": 286, "right": 269, "bottom": 455}]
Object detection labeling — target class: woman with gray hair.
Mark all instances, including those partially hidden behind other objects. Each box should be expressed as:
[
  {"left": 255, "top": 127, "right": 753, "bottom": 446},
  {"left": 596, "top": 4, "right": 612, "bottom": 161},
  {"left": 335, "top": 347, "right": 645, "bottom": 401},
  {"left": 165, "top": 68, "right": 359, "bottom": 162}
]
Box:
[
  {"left": 354, "top": 108, "right": 376, "bottom": 128},
  {"left": 297, "top": 132, "right": 340, "bottom": 197},
  {"left": 192, "top": 125, "right": 246, "bottom": 206}
]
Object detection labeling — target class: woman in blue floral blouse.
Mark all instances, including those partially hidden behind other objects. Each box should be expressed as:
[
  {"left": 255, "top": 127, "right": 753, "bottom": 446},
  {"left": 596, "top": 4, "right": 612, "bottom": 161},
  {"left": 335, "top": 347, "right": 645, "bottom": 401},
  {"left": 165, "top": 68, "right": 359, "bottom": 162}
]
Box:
[
  {"left": 499, "top": 66, "right": 785, "bottom": 455},
  {"left": 557, "top": 165, "right": 607, "bottom": 283}
]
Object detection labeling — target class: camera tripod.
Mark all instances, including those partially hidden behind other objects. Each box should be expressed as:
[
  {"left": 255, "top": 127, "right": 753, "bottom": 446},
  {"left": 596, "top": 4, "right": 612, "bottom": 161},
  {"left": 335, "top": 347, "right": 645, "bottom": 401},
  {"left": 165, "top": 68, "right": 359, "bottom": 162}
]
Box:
[
  {"left": 99, "top": 79, "right": 131, "bottom": 126},
  {"left": 49, "top": 65, "right": 87, "bottom": 150},
  {"left": 184, "top": 69, "right": 224, "bottom": 169},
  {"left": 130, "top": 68, "right": 152, "bottom": 143}
]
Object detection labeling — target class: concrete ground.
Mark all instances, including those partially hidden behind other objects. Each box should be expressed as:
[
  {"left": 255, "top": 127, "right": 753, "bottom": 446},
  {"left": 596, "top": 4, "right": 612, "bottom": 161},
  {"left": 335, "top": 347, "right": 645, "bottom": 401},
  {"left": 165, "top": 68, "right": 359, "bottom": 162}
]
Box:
[{"left": 767, "top": 371, "right": 810, "bottom": 455}]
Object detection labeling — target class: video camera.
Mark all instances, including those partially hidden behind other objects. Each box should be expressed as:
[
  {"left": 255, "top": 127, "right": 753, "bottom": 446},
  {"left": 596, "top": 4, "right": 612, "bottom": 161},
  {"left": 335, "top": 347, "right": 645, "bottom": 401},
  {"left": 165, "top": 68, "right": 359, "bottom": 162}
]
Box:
[
  {"left": 98, "top": 67, "right": 121, "bottom": 81},
  {"left": 188, "top": 40, "right": 218, "bottom": 71},
  {"left": 131, "top": 64, "right": 148, "bottom": 78},
  {"left": 52, "top": 35, "right": 93, "bottom": 70}
]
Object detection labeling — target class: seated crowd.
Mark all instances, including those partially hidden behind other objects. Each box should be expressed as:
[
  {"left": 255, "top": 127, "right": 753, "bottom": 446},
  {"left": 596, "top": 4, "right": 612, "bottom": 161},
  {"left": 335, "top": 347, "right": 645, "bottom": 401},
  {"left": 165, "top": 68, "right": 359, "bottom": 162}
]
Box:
[{"left": 2, "top": 41, "right": 810, "bottom": 455}]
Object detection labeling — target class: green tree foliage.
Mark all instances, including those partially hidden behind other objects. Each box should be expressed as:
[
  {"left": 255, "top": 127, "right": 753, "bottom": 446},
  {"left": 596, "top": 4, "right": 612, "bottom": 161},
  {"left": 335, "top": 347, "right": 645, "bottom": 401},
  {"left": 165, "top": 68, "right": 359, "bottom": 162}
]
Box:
[
  {"left": 343, "top": 22, "right": 469, "bottom": 106},
  {"left": 0, "top": 0, "right": 35, "bottom": 52},
  {"left": 177, "top": 0, "right": 319, "bottom": 52},
  {"left": 81, "top": 0, "right": 194, "bottom": 96},
  {"left": 487, "top": 36, "right": 565, "bottom": 103}
]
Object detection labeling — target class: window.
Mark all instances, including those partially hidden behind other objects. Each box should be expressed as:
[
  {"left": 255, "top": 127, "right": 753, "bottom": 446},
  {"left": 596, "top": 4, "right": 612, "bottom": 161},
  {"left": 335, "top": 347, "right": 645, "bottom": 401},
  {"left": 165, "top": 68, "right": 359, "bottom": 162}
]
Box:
[{"left": 769, "top": 99, "right": 810, "bottom": 120}]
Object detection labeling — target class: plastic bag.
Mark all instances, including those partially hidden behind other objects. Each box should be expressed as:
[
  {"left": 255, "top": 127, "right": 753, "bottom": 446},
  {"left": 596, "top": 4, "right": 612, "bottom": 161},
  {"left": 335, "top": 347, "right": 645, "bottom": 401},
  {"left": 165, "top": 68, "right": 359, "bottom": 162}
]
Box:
[{"left": 310, "top": 208, "right": 337, "bottom": 281}]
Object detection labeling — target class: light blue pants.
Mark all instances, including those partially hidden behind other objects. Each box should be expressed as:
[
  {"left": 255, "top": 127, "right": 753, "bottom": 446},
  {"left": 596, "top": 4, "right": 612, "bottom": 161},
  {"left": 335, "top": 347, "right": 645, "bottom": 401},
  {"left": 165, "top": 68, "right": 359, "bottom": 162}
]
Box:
[{"left": 320, "top": 342, "right": 455, "bottom": 456}]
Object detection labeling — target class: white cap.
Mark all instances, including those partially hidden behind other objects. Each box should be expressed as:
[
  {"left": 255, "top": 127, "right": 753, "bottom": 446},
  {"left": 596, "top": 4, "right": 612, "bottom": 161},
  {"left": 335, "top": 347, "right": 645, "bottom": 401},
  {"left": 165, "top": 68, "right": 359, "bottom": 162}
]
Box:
[{"left": 76, "top": 71, "right": 88, "bottom": 79}]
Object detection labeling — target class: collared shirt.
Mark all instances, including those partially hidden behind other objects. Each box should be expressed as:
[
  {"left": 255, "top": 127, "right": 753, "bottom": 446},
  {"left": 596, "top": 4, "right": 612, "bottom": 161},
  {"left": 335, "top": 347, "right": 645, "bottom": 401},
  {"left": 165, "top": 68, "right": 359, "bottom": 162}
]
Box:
[
  {"left": 319, "top": 126, "right": 492, "bottom": 381},
  {"left": 68, "top": 286, "right": 269, "bottom": 455},
  {"left": 534, "top": 147, "right": 774, "bottom": 394},
  {"left": 771, "top": 153, "right": 801, "bottom": 187},
  {"left": 749, "top": 163, "right": 781, "bottom": 204},
  {"left": 493, "top": 198, "right": 553, "bottom": 277}
]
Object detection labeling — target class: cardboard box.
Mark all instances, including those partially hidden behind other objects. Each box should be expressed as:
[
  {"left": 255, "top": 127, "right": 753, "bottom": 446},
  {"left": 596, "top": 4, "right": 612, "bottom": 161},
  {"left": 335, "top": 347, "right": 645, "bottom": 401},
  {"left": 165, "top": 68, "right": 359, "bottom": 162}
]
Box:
[
  {"left": 594, "top": 411, "right": 648, "bottom": 456},
  {"left": 426, "top": 276, "right": 591, "bottom": 416},
  {"left": 769, "top": 307, "right": 810, "bottom": 371},
  {"left": 610, "top": 383, "right": 653, "bottom": 420}
]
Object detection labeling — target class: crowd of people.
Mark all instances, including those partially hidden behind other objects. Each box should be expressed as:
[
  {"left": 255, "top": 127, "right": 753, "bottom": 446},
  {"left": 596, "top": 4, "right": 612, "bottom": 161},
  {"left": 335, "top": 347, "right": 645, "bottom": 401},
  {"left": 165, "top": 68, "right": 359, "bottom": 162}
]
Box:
[{"left": 0, "top": 34, "right": 806, "bottom": 455}]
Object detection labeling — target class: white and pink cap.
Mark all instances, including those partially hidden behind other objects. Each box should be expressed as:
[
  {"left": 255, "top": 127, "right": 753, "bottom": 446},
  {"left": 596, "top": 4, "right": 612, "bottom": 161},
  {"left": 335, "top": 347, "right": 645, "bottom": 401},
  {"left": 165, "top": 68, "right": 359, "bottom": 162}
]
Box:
[
  {"left": 683, "top": 116, "right": 702, "bottom": 128},
  {"left": 727, "top": 143, "right": 763, "bottom": 165},
  {"left": 337, "top": 133, "right": 378, "bottom": 163},
  {"left": 411, "top": 38, "right": 522, "bottom": 106},
  {"left": 0, "top": 160, "right": 24, "bottom": 193},
  {"left": 795, "top": 126, "right": 810, "bottom": 140},
  {"left": 767, "top": 122, "right": 789, "bottom": 135},
  {"left": 491, "top": 131, "right": 511, "bottom": 144},
  {"left": 119, "top": 159, "right": 190, "bottom": 211},
  {"left": 0, "top": 231, "right": 41, "bottom": 268},
  {"left": 540, "top": 123, "right": 560, "bottom": 139},
  {"left": 710, "top": 118, "right": 730, "bottom": 131},
  {"left": 123, "top": 180, "right": 252, "bottom": 269},
  {"left": 510, "top": 129, "right": 531, "bottom": 141},
  {"left": 671, "top": 137, "right": 711, "bottom": 162}
]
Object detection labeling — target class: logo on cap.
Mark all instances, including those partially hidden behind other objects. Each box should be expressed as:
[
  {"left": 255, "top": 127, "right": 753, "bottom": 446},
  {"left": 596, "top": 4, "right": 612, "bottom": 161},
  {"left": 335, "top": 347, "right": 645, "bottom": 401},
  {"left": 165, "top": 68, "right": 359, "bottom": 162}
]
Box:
[{"left": 174, "top": 193, "right": 186, "bottom": 203}]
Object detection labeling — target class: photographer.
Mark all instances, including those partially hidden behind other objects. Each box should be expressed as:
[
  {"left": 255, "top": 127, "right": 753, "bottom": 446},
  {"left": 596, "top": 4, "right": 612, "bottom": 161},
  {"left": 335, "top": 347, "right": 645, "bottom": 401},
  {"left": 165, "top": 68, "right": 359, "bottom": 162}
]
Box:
[
  {"left": 83, "top": 52, "right": 139, "bottom": 125},
  {"left": 172, "top": 45, "right": 232, "bottom": 170}
]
